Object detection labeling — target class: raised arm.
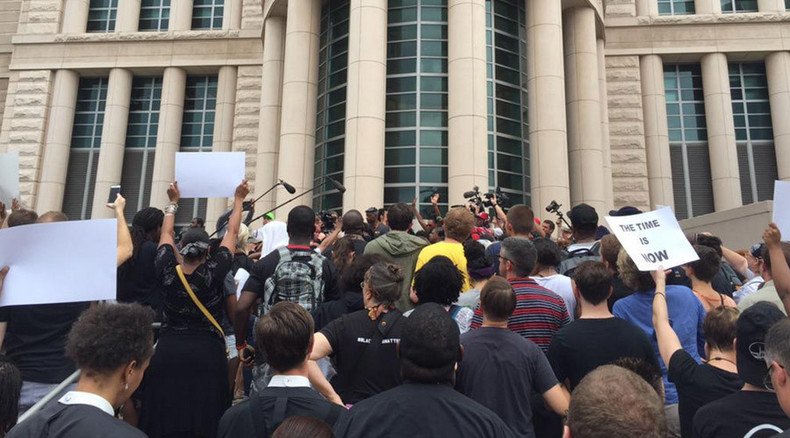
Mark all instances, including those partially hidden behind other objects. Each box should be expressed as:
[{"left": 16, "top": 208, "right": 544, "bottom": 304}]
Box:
[
  {"left": 220, "top": 180, "right": 250, "bottom": 254},
  {"left": 651, "top": 268, "right": 682, "bottom": 366},
  {"left": 431, "top": 193, "right": 442, "bottom": 220},
  {"left": 411, "top": 197, "right": 430, "bottom": 232},
  {"left": 110, "top": 194, "right": 133, "bottom": 266},
  {"left": 159, "top": 182, "right": 180, "bottom": 250},
  {"left": 764, "top": 223, "right": 790, "bottom": 314},
  {"left": 721, "top": 244, "right": 749, "bottom": 277},
  {"left": 317, "top": 219, "right": 343, "bottom": 254}
]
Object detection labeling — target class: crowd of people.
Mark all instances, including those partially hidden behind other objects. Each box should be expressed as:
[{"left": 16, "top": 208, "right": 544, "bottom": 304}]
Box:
[{"left": 0, "top": 184, "right": 790, "bottom": 438}]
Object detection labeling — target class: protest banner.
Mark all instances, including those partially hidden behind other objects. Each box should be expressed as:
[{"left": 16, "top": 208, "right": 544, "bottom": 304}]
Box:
[
  {"left": 774, "top": 180, "right": 790, "bottom": 237},
  {"left": 605, "top": 207, "right": 699, "bottom": 271},
  {"left": 175, "top": 152, "right": 245, "bottom": 198},
  {"left": 0, "top": 151, "right": 19, "bottom": 206},
  {"left": 0, "top": 219, "right": 117, "bottom": 306}
]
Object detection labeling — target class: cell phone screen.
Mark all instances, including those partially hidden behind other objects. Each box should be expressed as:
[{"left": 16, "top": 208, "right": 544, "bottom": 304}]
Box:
[{"left": 108, "top": 186, "right": 121, "bottom": 204}]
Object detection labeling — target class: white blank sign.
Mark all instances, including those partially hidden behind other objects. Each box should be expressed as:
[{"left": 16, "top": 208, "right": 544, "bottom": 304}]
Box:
[
  {"left": 0, "top": 151, "right": 19, "bottom": 206},
  {"left": 774, "top": 180, "right": 790, "bottom": 237},
  {"left": 0, "top": 219, "right": 117, "bottom": 306},
  {"left": 175, "top": 152, "right": 245, "bottom": 198}
]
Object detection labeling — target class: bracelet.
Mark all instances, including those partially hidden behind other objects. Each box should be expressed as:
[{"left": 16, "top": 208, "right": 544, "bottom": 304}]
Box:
[
  {"left": 164, "top": 203, "right": 178, "bottom": 215},
  {"left": 654, "top": 292, "right": 666, "bottom": 299}
]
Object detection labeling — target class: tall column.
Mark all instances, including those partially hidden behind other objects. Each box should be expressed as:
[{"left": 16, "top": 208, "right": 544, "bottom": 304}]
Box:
[
  {"left": 640, "top": 54, "right": 675, "bottom": 209},
  {"left": 205, "top": 66, "right": 238, "bottom": 231},
  {"left": 564, "top": 7, "right": 606, "bottom": 213},
  {"left": 223, "top": 0, "right": 243, "bottom": 30},
  {"left": 343, "top": 0, "right": 387, "bottom": 210},
  {"left": 90, "top": 69, "right": 134, "bottom": 218},
  {"left": 170, "top": 0, "right": 194, "bottom": 31},
  {"left": 256, "top": 17, "right": 286, "bottom": 214},
  {"left": 701, "top": 53, "right": 742, "bottom": 211},
  {"left": 766, "top": 51, "right": 790, "bottom": 181},
  {"left": 116, "top": 0, "right": 142, "bottom": 32},
  {"left": 526, "top": 0, "right": 570, "bottom": 213},
  {"left": 635, "top": 0, "right": 659, "bottom": 17},
  {"left": 36, "top": 70, "right": 80, "bottom": 213},
  {"left": 758, "top": 0, "right": 785, "bottom": 12},
  {"left": 276, "top": 0, "right": 321, "bottom": 207},
  {"left": 597, "top": 38, "right": 614, "bottom": 211},
  {"left": 149, "top": 68, "right": 187, "bottom": 208},
  {"left": 61, "top": 0, "right": 90, "bottom": 33},
  {"left": 695, "top": 0, "right": 721, "bottom": 14},
  {"left": 447, "top": 0, "right": 488, "bottom": 206}
]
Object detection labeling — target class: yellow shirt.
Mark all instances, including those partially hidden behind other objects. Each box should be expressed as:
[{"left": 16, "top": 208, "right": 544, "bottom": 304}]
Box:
[{"left": 414, "top": 241, "right": 472, "bottom": 291}]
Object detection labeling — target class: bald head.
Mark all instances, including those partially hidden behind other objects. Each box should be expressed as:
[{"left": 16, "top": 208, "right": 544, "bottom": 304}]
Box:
[{"left": 480, "top": 276, "right": 516, "bottom": 322}]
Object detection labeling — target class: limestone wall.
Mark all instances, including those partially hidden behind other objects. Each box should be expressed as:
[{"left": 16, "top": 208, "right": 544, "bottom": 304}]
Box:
[
  {"left": 233, "top": 65, "right": 262, "bottom": 191},
  {"left": 605, "top": 0, "right": 636, "bottom": 17}
]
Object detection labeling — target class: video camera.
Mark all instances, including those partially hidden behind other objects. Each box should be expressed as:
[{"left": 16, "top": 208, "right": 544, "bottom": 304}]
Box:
[
  {"left": 318, "top": 210, "right": 338, "bottom": 234},
  {"left": 464, "top": 186, "right": 509, "bottom": 210},
  {"left": 545, "top": 200, "right": 572, "bottom": 230}
]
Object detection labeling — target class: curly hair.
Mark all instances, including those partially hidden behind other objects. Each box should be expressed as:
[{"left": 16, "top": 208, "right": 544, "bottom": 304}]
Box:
[
  {"left": 617, "top": 249, "right": 656, "bottom": 292},
  {"left": 66, "top": 303, "right": 155, "bottom": 377},
  {"left": 0, "top": 355, "right": 21, "bottom": 434},
  {"left": 463, "top": 240, "right": 495, "bottom": 281},
  {"left": 366, "top": 262, "right": 404, "bottom": 307},
  {"left": 413, "top": 256, "right": 464, "bottom": 306}
]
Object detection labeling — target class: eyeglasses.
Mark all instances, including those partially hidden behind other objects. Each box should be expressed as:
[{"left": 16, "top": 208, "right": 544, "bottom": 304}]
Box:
[
  {"left": 765, "top": 362, "right": 785, "bottom": 390},
  {"left": 498, "top": 254, "right": 513, "bottom": 265}
]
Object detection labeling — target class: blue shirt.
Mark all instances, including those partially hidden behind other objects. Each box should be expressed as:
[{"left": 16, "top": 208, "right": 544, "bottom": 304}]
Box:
[{"left": 613, "top": 285, "right": 705, "bottom": 405}]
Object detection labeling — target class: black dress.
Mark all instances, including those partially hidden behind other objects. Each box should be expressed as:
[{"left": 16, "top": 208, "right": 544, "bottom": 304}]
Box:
[{"left": 137, "top": 245, "right": 233, "bottom": 438}]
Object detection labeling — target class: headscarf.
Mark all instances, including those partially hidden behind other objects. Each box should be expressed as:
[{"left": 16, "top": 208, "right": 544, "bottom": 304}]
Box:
[{"left": 259, "top": 221, "right": 289, "bottom": 257}]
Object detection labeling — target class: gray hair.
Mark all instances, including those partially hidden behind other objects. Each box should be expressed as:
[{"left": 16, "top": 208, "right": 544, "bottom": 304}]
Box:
[
  {"left": 500, "top": 237, "right": 537, "bottom": 277},
  {"left": 765, "top": 318, "right": 790, "bottom": 368}
]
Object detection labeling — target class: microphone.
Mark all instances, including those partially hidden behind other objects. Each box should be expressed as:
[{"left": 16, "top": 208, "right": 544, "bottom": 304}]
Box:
[
  {"left": 328, "top": 177, "right": 346, "bottom": 194},
  {"left": 280, "top": 179, "right": 296, "bottom": 194}
]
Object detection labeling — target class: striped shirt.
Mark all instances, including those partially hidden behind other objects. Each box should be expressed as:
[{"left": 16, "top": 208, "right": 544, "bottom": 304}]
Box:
[{"left": 471, "top": 277, "right": 570, "bottom": 352}]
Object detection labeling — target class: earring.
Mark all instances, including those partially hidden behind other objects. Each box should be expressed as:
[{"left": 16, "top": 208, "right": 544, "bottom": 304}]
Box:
[{"left": 124, "top": 382, "right": 129, "bottom": 391}]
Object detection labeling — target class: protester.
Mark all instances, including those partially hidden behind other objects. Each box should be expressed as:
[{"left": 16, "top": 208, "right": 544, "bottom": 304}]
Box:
[
  {"left": 651, "top": 267, "right": 742, "bottom": 438},
  {"left": 546, "top": 261, "right": 657, "bottom": 391},
  {"left": 5, "top": 209, "right": 37, "bottom": 228},
  {"left": 335, "top": 303, "right": 515, "bottom": 437},
  {"left": 685, "top": 245, "right": 737, "bottom": 311},
  {"left": 456, "top": 277, "right": 568, "bottom": 436},
  {"left": 614, "top": 251, "right": 705, "bottom": 437},
  {"left": 365, "top": 207, "right": 390, "bottom": 239},
  {"left": 217, "top": 302, "right": 346, "bottom": 437},
  {"left": 564, "top": 365, "right": 667, "bottom": 438},
  {"left": 415, "top": 206, "right": 475, "bottom": 290},
  {"left": 531, "top": 238, "right": 577, "bottom": 320},
  {"left": 557, "top": 203, "right": 602, "bottom": 276},
  {"left": 471, "top": 237, "right": 570, "bottom": 352},
  {"left": 137, "top": 180, "right": 248, "bottom": 438},
  {"left": 313, "top": 253, "right": 384, "bottom": 331},
  {"left": 117, "top": 206, "right": 165, "bottom": 314},
  {"left": 689, "top": 233, "right": 742, "bottom": 296},
  {"left": 0, "top": 354, "right": 21, "bottom": 437},
  {"left": 331, "top": 236, "right": 358, "bottom": 280},
  {"left": 259, "top": 220, "right": 289, "bottom": 258},
  {"left": 455, "top": 240, "right": 496, "bottom": 309},
  {"left": 339, "top": 210, "right": 368, "bottom": 253},
  {"left": 542, "top": 219, "right": 556, "bottom": 239},
  {"left": 408, "top": 256, "right": 474, "bottom": 333},
  {"left": 765, "top": 319, "right": 790, "bottom": 436},
  {"left": 363, "top": 202, "right": 428, "bottom": 312},
  {"left": 692, "top": 301, "right": 790, "bottom": 438},
  {"left": 7, "top": 303, "right": 154, "bottom": 438},
  {"left": 309, "top": 262, "right": 406, "bottom": 405},
  {"left": 739, "top": 224, "right": 790, "bottom": 314},
  {"left": 486, "top": 204, "right": 536, "bottom": 272},
  {"left": 599, "top": 234, "right": 634, "bottom": 309},
  {"left": 231, "top": 224, "right": 255, "bottom": 275},
  {"left": 271, "top": 416, "right": 334, "bottom": 438},
  {"left": 736, "top": 242, "right": 767, "bottom": 303}
]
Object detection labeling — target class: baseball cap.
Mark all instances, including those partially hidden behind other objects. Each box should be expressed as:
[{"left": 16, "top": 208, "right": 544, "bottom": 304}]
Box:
[
  {"left": 736, "top": 301, "right": 785, "bottom": 388},
  {"left": 750, "top": 243, "right": 765, "bottom": 259},
  {"left": 264, "top": 212, "right": 275, "bottom": 221},
  {"left": 568, "top": 203, "right": 598, "bottom": 230},
  {"left": 477, "top": 212, "right": 489, "bottom": 221},
  {"left": 609, "top": 206, "right": 643, "bottom": 217},
  {"left": 365, "top": 207, "right": 378, "bottom": 214}
]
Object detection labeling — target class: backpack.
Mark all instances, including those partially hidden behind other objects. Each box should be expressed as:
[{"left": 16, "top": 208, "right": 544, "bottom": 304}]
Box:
[
  {"left": 558, "top": 242, "right": 601, "bottom": 277},
  {"left": 261, "top": 247, "right": 325, "bottom": 315}
]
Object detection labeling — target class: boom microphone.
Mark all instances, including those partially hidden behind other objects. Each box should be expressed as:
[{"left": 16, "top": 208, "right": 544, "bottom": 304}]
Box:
[
  {"left": 463, "top": 191, "right": 478, "bottom": 199},
  {"left": 328, "top": 177, "right": 346, "bottom": 194},
  {"left": 280, "top": 179, "right": 296, "bottom": 194}
]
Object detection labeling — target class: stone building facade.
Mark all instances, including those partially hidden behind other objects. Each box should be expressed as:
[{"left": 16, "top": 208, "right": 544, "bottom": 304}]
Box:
[{"left": 0, "top": 0, "right": 786, "bottom": 229}]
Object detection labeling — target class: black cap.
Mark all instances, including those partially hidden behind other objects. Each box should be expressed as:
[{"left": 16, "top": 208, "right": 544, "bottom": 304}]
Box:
[
  {"left": 568, "top": 203, "right": 599, "bottom": 230},
  {"left": 609, "top": 206, "right": 643, "bottom": 217},
  {"left": 736, "top": 301, "right": 785, "bottom": 388},
  {"left": 365, "top": 207, "right": 378, "bottom": 214},
  {"left": 750, "top": 243, "right": 766, "bottom": 259}
]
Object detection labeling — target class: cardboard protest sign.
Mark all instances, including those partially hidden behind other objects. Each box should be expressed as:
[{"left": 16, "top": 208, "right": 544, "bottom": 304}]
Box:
[
  {"left": 0, "top": 151, "right": 20, "bottom": 206},
  {"left": 774, "top": 180, "right": 790, "bottom": 237},
  {"left": 175, "top": 152, "right": 245, "bottom": 198},
  {"left": 605, "top": 207, "right": 699, "bottom": 271},
  {"left": 0, "top": 219, "right": 117, "bottom": 306}
]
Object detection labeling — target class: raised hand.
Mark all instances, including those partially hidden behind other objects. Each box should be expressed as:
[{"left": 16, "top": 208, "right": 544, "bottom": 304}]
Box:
[
  {"left": 167, "top": 182, "right": 180, "bottom": 204},
  {"left": 235, "top": 180, "right": 250, "bottom": 200},
  {"left": 764, "top": 223, "right": 782, "bottom": 249}
]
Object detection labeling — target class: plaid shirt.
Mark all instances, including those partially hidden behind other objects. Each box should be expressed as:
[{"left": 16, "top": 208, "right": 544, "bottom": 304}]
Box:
[{"left": 471, "top": 277, "right": 570, "bottom": 352}]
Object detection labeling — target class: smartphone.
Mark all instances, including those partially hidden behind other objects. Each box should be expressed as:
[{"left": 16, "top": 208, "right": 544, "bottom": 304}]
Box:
[{"left": 108, "top": 185, "right": 121, "bottom": 204}]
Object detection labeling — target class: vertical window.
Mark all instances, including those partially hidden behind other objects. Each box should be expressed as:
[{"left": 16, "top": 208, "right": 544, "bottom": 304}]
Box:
[
  {"left": 485, "top": 0, "right": 529, "bottom": 207},
  {"left": 721, "top": 0, "right": 758, "bottom": 12},
  {"left": 87, "top": 0, "right": 118, "bottom": 32},
  {"left": 665, "top": 64, "right": 713, "bottom": 219},
  {"left": 176, "top": 76, "right": 217, "bottom": 226},
  {"left": 657, "top": 0, "right": 695, "bottom": 14},
  {"left": 63, "top": 78, "right": 108, "bottom": 220},
  {"left": 139, "top": 0, "right": 170, "bottom": 31},
  {"left": 192, "top": 0, "right": 224, "bottom": 30},
  {"left": 729, "top": 62, "right": 778, "bottom": 204},
  {"left": 385, "top": 0, "right": 449, "bottom": 214},
  {"left": 786, "top": 0, "right": 789, "bottom": 10},
  {"left": 314, "top": 0, "right": 349, "bottom": 212},
  {"left": 122, "top": 77, "right": 162, "bottom": 220}
]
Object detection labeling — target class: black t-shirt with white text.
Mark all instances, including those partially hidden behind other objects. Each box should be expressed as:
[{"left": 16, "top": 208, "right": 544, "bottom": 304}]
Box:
[
  {"left": 693, "top": 390, "right": 790, "bottom": 438},
  {"left": 668, "top": 349, "right": 742, "bottom": 438}
]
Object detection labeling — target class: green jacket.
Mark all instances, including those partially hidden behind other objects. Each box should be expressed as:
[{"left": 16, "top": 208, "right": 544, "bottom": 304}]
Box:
[{"left": 363, "top": 230, "right": 428, "bottom": 312}]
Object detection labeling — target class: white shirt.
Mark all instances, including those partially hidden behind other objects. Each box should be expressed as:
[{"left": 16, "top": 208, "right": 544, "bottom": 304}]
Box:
[
  {"left": 267, "top": 375, "right": 311, "bottom": 388},
  {"left": 58, "top": 391, "right": 114, "bottom": 416},
  {"left": 531, "top": 274, "right": 577, "bottom": 321}
]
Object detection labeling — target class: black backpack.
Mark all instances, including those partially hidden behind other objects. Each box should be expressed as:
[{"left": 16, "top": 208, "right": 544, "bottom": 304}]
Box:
[{"left": 558, "top": 242, "right": 601, "bottom": 277}]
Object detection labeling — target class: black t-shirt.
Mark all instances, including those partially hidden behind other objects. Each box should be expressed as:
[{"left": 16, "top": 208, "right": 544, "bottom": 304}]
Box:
[
  {"left": 232, "top": 252, "right": 255, "bottom": 275},
  {"left": 693, "top": 390, "right": 790, "bottom": 438},
  {"left": 320, "top": 309, "right": 404, "bottom": 405},
  {"left": 0, "top": 302, "right": 90, "bottom": 383},
  {"left": 243, "top": 245, "right": 339, "bottom": 303},
  {"left": 117, "top": 240, "right": 161, "bottom": 311},
  {"left": 546, "top": 317, "right": 658, "bottom": 390},
  {"left": 456, "top": 327, "right": 558, "bottom": 438},
  {"left": 335, "top": 383, "right": 515, "bottom": 438},
  {"left": 217, "top": 386, "right": 346, "bottom": 437},
  {"left": 668, "top": 349, "right": 742, "bottom": 438},
  {"left": 7, "top": 402, "right": 146, "bottom": 438},
  {"left": 313, "top": 292, "right": 364, "bottom": 332},
  {"left": 607, "top": 274, "right": 633, "bottom": 311}
]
